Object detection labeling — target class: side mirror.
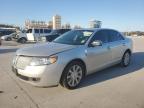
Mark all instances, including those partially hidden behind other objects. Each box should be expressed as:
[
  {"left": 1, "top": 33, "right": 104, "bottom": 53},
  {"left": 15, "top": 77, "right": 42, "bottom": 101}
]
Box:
[{"left": 91, "top": 40, "right": 102, "bottom": 47}]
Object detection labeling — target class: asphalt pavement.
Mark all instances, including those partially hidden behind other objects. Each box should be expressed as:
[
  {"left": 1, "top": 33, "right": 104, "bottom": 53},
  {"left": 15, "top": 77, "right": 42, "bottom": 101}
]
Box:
[{"left": 0, "top": 37, "right": 144, "bottom": 108}]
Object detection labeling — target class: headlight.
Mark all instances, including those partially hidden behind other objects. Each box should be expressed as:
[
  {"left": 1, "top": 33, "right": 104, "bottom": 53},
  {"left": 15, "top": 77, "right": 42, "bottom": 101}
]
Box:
[{"left": 29, "top": 56, "right": 58, "bottom": 66}]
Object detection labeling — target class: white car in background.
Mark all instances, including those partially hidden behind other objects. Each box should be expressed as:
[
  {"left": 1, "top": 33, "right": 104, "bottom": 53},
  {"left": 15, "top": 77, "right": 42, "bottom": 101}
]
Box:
[
  {"left": 17, "top": 28, "right": 52, "bottom": 43},
  {"left": 26, "top": 28, "right": 52, "bottom": 42},
  {"left": 1, "top": 32, "right": 16, "bottom": 41}
]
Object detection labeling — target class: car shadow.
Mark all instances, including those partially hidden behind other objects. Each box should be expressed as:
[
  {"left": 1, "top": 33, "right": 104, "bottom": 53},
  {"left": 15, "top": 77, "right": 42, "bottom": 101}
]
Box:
[
  {"left": 0, "top": 48, "right": 18, "bottom": 54},
  {"left": 79, "top": 52, "right": 144, "bottom": 88}
]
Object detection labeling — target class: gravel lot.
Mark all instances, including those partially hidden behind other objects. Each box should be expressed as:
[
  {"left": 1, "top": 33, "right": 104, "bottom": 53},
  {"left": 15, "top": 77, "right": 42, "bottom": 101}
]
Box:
[{"left": 0, "top": 37, "right": 144, "bottom": 108}]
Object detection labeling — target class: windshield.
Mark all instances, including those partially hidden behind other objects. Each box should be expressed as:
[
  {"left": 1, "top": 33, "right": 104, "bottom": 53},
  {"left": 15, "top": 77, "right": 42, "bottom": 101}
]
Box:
[
  {"left": 53, "top": 30, "right": 94, "bottom": 45},
  {"left": 26, "top": 29, "right": 32, "bottom": 33}
]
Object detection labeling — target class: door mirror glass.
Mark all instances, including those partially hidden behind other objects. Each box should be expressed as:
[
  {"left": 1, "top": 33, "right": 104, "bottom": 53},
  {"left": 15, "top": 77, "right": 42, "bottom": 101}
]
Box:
[{"left": 91, "top": 40, "right": 102, "bottom": 47}]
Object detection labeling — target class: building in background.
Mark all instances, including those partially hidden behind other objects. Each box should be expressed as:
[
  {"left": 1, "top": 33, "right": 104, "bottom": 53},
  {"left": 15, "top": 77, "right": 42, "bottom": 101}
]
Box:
[
  {"left": 62, "top": 23, "right": 71, "bottom": 29},
  {"left": 123, "top": 31, "right": 144, "bottom": 37},
  {"left": 25, "top": 16, "right": 103, "bottom": 30},
  {"left": 89, "top": 19, "right": 102, "bottom": 28},
  {"left": 48, "top": 21, "right": 53, "bottom": 29},
  {"left": 73, "top": 25, "right": 82, "bottom": 29},
  {"left": 53, "top": 15, "right": 61, "bottom": 29},
  {"left": 25, "top": 20, "right": 49, "bottom": 29}
]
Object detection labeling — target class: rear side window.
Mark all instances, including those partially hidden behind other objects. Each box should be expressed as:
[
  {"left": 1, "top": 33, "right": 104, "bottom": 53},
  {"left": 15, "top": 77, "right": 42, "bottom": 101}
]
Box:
[
  {"left": 91, "top": 30, "right": 108, "bottom": 43},
  {"left": 34, "top": 29, "right": 39, "bottom": 33},
  {"left": 108, "top": 30, "right": 124, "bottom": 42},
  {"left": 40, "top": 29, "right": 43, "bottom": 33},
  {"left": 117, "top": 33, "right": 125, "bottom": 40}
]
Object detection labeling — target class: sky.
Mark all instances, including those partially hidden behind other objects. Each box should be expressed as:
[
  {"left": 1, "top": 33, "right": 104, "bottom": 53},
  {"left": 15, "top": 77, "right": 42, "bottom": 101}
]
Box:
[{"left": 0, "top": 0, "right": 144, "bottom": 31}]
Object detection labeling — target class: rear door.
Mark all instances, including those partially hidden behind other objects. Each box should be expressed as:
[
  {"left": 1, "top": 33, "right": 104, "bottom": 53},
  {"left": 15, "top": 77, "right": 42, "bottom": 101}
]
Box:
[{"left": 107, "top": 30, "right": 125, "bottom": 63}]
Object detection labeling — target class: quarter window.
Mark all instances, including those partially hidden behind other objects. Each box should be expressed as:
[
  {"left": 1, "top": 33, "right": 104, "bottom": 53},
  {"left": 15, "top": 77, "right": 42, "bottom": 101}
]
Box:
[{"left": 34, "top": 29, "right": 39, "bottom": 33}]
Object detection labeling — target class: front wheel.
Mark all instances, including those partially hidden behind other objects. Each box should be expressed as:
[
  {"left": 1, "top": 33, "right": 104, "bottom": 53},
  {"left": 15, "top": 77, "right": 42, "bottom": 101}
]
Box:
[
  {"left": 18, "top": 38, "right": 27, "bottom": 44},
  {"left": 121, "top": 51, "right": 131, "bottom": 67},
  {"left": 60, "top": 61, "right": 85, "bottom": 89},
  {"left": 7, "top": 37, "right": 12, "bottom": 41}
]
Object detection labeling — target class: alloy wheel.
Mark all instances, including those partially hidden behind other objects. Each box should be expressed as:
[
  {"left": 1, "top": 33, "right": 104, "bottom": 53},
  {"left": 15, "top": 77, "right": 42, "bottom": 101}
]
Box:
[{"left": 66, "top": 65, "right": 83, "bottom": 87}]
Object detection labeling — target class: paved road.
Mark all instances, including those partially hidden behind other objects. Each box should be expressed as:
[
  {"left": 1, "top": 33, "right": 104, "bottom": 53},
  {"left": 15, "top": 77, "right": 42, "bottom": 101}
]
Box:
[{"left": 0, "top": 37, "right": 144, "bottom": 108}]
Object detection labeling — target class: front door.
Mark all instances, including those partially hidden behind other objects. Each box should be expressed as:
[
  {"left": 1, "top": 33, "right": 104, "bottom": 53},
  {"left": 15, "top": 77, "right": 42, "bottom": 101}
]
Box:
[
  {"left": 85, "top": 30, "right": 112, "bottom": 74},
  {"left": 86, "top": 43, "right": 111, "bottom": 74}
]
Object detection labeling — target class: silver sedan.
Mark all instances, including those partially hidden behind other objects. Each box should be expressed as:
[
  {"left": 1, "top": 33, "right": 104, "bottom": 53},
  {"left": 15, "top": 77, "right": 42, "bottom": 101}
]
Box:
[{"left": 12, "top": 28, "right": 133, "bottom": 89}]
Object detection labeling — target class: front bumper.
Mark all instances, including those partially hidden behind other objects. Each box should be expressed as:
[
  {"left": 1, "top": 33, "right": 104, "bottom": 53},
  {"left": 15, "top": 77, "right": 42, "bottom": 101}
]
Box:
[
  {"left": 1, "top": 37, "right": 5, "bottom": 40},
  {"left": 12, "top": 63, "right": 64, "bottom": 87}
]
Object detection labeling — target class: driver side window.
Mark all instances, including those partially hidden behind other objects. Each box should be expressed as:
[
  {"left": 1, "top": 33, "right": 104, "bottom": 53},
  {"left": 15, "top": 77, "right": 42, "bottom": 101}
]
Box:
[{"left": 89, "top": 30, "right": 108, "bottom": 46}]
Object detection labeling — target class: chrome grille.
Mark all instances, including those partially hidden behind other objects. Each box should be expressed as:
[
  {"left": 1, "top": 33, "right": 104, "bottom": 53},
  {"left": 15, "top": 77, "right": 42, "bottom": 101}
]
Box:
[{"left": 16, "top": 56, "right": 32, "bottom": 70}]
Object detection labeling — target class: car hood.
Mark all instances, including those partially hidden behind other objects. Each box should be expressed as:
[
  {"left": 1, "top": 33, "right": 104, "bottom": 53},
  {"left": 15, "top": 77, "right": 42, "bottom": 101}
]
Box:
[{"left": 16, "top": 42, "right": 78, "bottom": 56}]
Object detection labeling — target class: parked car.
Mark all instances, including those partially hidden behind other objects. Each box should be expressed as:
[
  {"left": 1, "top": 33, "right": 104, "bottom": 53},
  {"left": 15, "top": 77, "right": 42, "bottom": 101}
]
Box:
[
  {"left": 26, "top": 28, "right": 52, "bottom": 42},
  {"left": 0, "top": 28, "right": 16, "bottom": 36},
  {"left": 38, "top": 29, "right": 71, "bottom": 42},
  {"left": 1, "top": 32, "right": 16, "bottom": 41},
  {"left": 0, "top": 28, "right": 16, "bottom": 41},
  {"left": 12, "top": 28, "right": 133, "bottom": 89}
]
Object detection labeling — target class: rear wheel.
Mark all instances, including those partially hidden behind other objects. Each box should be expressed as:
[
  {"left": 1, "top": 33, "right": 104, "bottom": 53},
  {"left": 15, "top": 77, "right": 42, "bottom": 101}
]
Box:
[
  {"left": 60, "top": 61, "right": 85, "bottom": 89},
  {"left": 121, "top": 51, "right": 131, "bottom": 67}
]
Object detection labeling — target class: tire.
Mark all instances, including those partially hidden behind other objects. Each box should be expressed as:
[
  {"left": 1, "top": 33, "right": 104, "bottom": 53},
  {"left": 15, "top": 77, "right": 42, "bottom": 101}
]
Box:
[
  {"left": 7, "top": 37, "right": 12, "bottom": 41},
  {"left": 60, "top": 61, "right": 85, "bottom": 89},
  {"left": 121, "top": 51, "right": 131, "bottom": 67},
  {"left": 18, "top": 38, "right": 27, "bottom": 44}
]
